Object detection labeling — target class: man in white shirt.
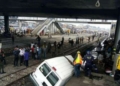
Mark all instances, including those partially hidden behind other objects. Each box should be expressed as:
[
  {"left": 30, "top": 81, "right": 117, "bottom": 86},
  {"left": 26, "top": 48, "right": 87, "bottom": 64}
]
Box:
[
  {"left": 19, "top": 47, "right": 25, "bottom": 66},
  {"left": 31, "top": 42, "right": 34, "bottom": 48}
]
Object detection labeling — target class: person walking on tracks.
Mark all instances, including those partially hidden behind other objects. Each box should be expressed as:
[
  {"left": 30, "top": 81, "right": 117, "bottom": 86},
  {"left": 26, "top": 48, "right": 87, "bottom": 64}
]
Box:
[{"left": 73, "top": 51, "right": 83, "bottom": 77}]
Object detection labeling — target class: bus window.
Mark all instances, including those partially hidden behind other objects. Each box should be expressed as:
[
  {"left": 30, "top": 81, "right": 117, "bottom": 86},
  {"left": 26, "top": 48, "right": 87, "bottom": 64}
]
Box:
[
  {"left": 47, "top": 72, "right": 59, "bottom": 86},
  {"left": 39, "top": 64, "right": 51, "bottom": 76}
]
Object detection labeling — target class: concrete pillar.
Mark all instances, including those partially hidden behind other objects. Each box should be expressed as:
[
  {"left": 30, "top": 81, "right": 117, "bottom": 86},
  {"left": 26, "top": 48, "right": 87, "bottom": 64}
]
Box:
[
  {"left": 112, "top": 14, "right": 120, "bottom": 74},
  {"left": 48, "top": 24, "right": 52, "bottom": 38},
  {"left": 4, "top": 15, "right": 9, "bottom": 34},
  {"left": 53, "top": 23, "right": 55, "bottom": 34},
  {"left": 53, "top": 23, "right": 56, "bottom": 34},
  {"left": 114, "top": 15, "right": 120, "bottom": 47},
  {"left": 51, "top": 22, "right": 54, "bottom": 34}
]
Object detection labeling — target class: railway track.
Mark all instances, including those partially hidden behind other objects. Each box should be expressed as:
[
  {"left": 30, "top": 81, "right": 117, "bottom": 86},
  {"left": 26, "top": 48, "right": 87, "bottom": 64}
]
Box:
[{"left": 1, "top": 37, "right": 105, "bottom": 86}]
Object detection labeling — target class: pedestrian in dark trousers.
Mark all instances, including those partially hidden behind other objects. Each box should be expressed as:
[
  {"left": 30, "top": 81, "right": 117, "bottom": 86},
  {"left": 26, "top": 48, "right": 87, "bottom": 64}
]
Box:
[
  {"left": 79, "top": 37, "right": 81, "bottom": 43},
  {"left": 13, "top": 46, "right": 20, "bottom": 67},
  {"left": 92, "top": 35, "right": 95, "bottom": 41},
  {"left": 77, "top": 38, "right": 79, "bottom": 45},
  {"left": 61, "top": 37, "right": 64, "bottom": 45},
  {"left": 51, "top": 43, "right": 55, "bottom": 57},
  {"left": 57, "top": 42, "right": 61, "bottom": 53},
  {"left": 47, "top": 42, "right": 51, "bottom": 53},
  {"left": 76, "top": 37, "right": 79, "bottom": 46},
  {"left": 11, "top": 34, "right": 15, "bottom": 44},
  {"left": 71, "top": 39, "right": 74, "bottom": 47},
  {"left": 36, "top": 35, "right": 41, "bottom": 46},
  {"left": 82, "top": 37, "right": 84, "bottom": 43},
  {"left": 0, "top": 49, "right": 6, "bottom": 65},
  {"left": 42, "top": 44, "right": 47, "bottom": 58},
  {"left": 54, "top": 41, "right": 57, "bottom": 51},
  {"left": 24, "top": 50, "right": 29, "bottom": 67},
  {"left": 78, "top": 37, "right": 80, "bottom": 45},
  {"left": 0, "top": 51, "right": 6, "bottom": 74}
]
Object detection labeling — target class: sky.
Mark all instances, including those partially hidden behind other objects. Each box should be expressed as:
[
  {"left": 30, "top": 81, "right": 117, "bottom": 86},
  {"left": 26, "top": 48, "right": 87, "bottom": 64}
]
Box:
[
  {"left": 62, "top": 23, "right": 111, "bottom": 29},
  {"left": 83, "top": 24, "right": 111, "bottom": 29}
]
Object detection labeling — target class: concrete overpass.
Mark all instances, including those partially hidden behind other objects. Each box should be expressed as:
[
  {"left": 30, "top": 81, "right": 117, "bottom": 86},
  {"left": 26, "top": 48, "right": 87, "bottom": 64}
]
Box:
[
  {"left": 56, "top": 21, "right": 115, "bottom": 24},
  {"left": 0, "top": 0, "right": 119, "bottom": 52}
]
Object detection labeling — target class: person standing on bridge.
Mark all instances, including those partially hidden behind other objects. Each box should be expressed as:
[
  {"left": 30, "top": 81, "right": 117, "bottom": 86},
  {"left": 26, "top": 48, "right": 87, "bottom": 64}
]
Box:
[{"left": 73, "top": 51, "right": 83, "bottom": 77}]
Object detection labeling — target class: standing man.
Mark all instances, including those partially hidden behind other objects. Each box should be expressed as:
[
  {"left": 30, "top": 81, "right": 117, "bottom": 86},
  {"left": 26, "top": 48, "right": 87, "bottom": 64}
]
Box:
[
  {"left": 24, "top": 50, "right": 29, "bottom": 67},
  {"left": 36, "top": 35, "right": 41, "bottom": 46},
  {"left": 13, "top": 46, "right": 20, "bottom": 67},
  {"left": 0, "top": 50, "right": 6, "bottom": 74},
  {"left": 82, "top": 36, "right": 84, "bottom": 43},
  {"left": 42, "top": 43, "right": 47, "bottom": 58},
  {"left": 11, "top": 33, "right": 15, "bottom": 44},
  {"left": 88, "top": 36, "right": 90, "bottom": 43},
  {"left": 92, "top": 35, "right": 95, "bottom": 41},
  {"left": 19, "top": 47, "right": 25, "bottom": 66},
  {"left": 0, "top": 49, "right": 6, "bottom": 65},
  {"left": 47, "top": 42, "right": 51, "bottom": 53},
  {"left": 61, "top": 37, "right": 64, "bottom": 46},
  {"left": 83, "top": 51, "right": 94, "bottom": 78},
  {"left": 73, "top": 51, "right": 83, "bottom": 77}
]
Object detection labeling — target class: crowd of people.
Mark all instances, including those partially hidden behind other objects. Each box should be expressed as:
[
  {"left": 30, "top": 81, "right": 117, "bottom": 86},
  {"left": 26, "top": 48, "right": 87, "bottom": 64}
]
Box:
[
  {"left": 0, "top": 35, "right": 67, "bottom": 74},
  {"left": 73, "top": 37, "right": 120, "bottom": 85},
  {"left": 0, "top": 34, "right": 101, "bottom": 74}
]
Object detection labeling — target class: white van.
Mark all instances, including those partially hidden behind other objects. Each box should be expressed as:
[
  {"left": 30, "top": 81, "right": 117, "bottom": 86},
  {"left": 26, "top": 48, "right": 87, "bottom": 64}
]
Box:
[{"left": 30, "top": 55, "right": 74, "bottom": 86}]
